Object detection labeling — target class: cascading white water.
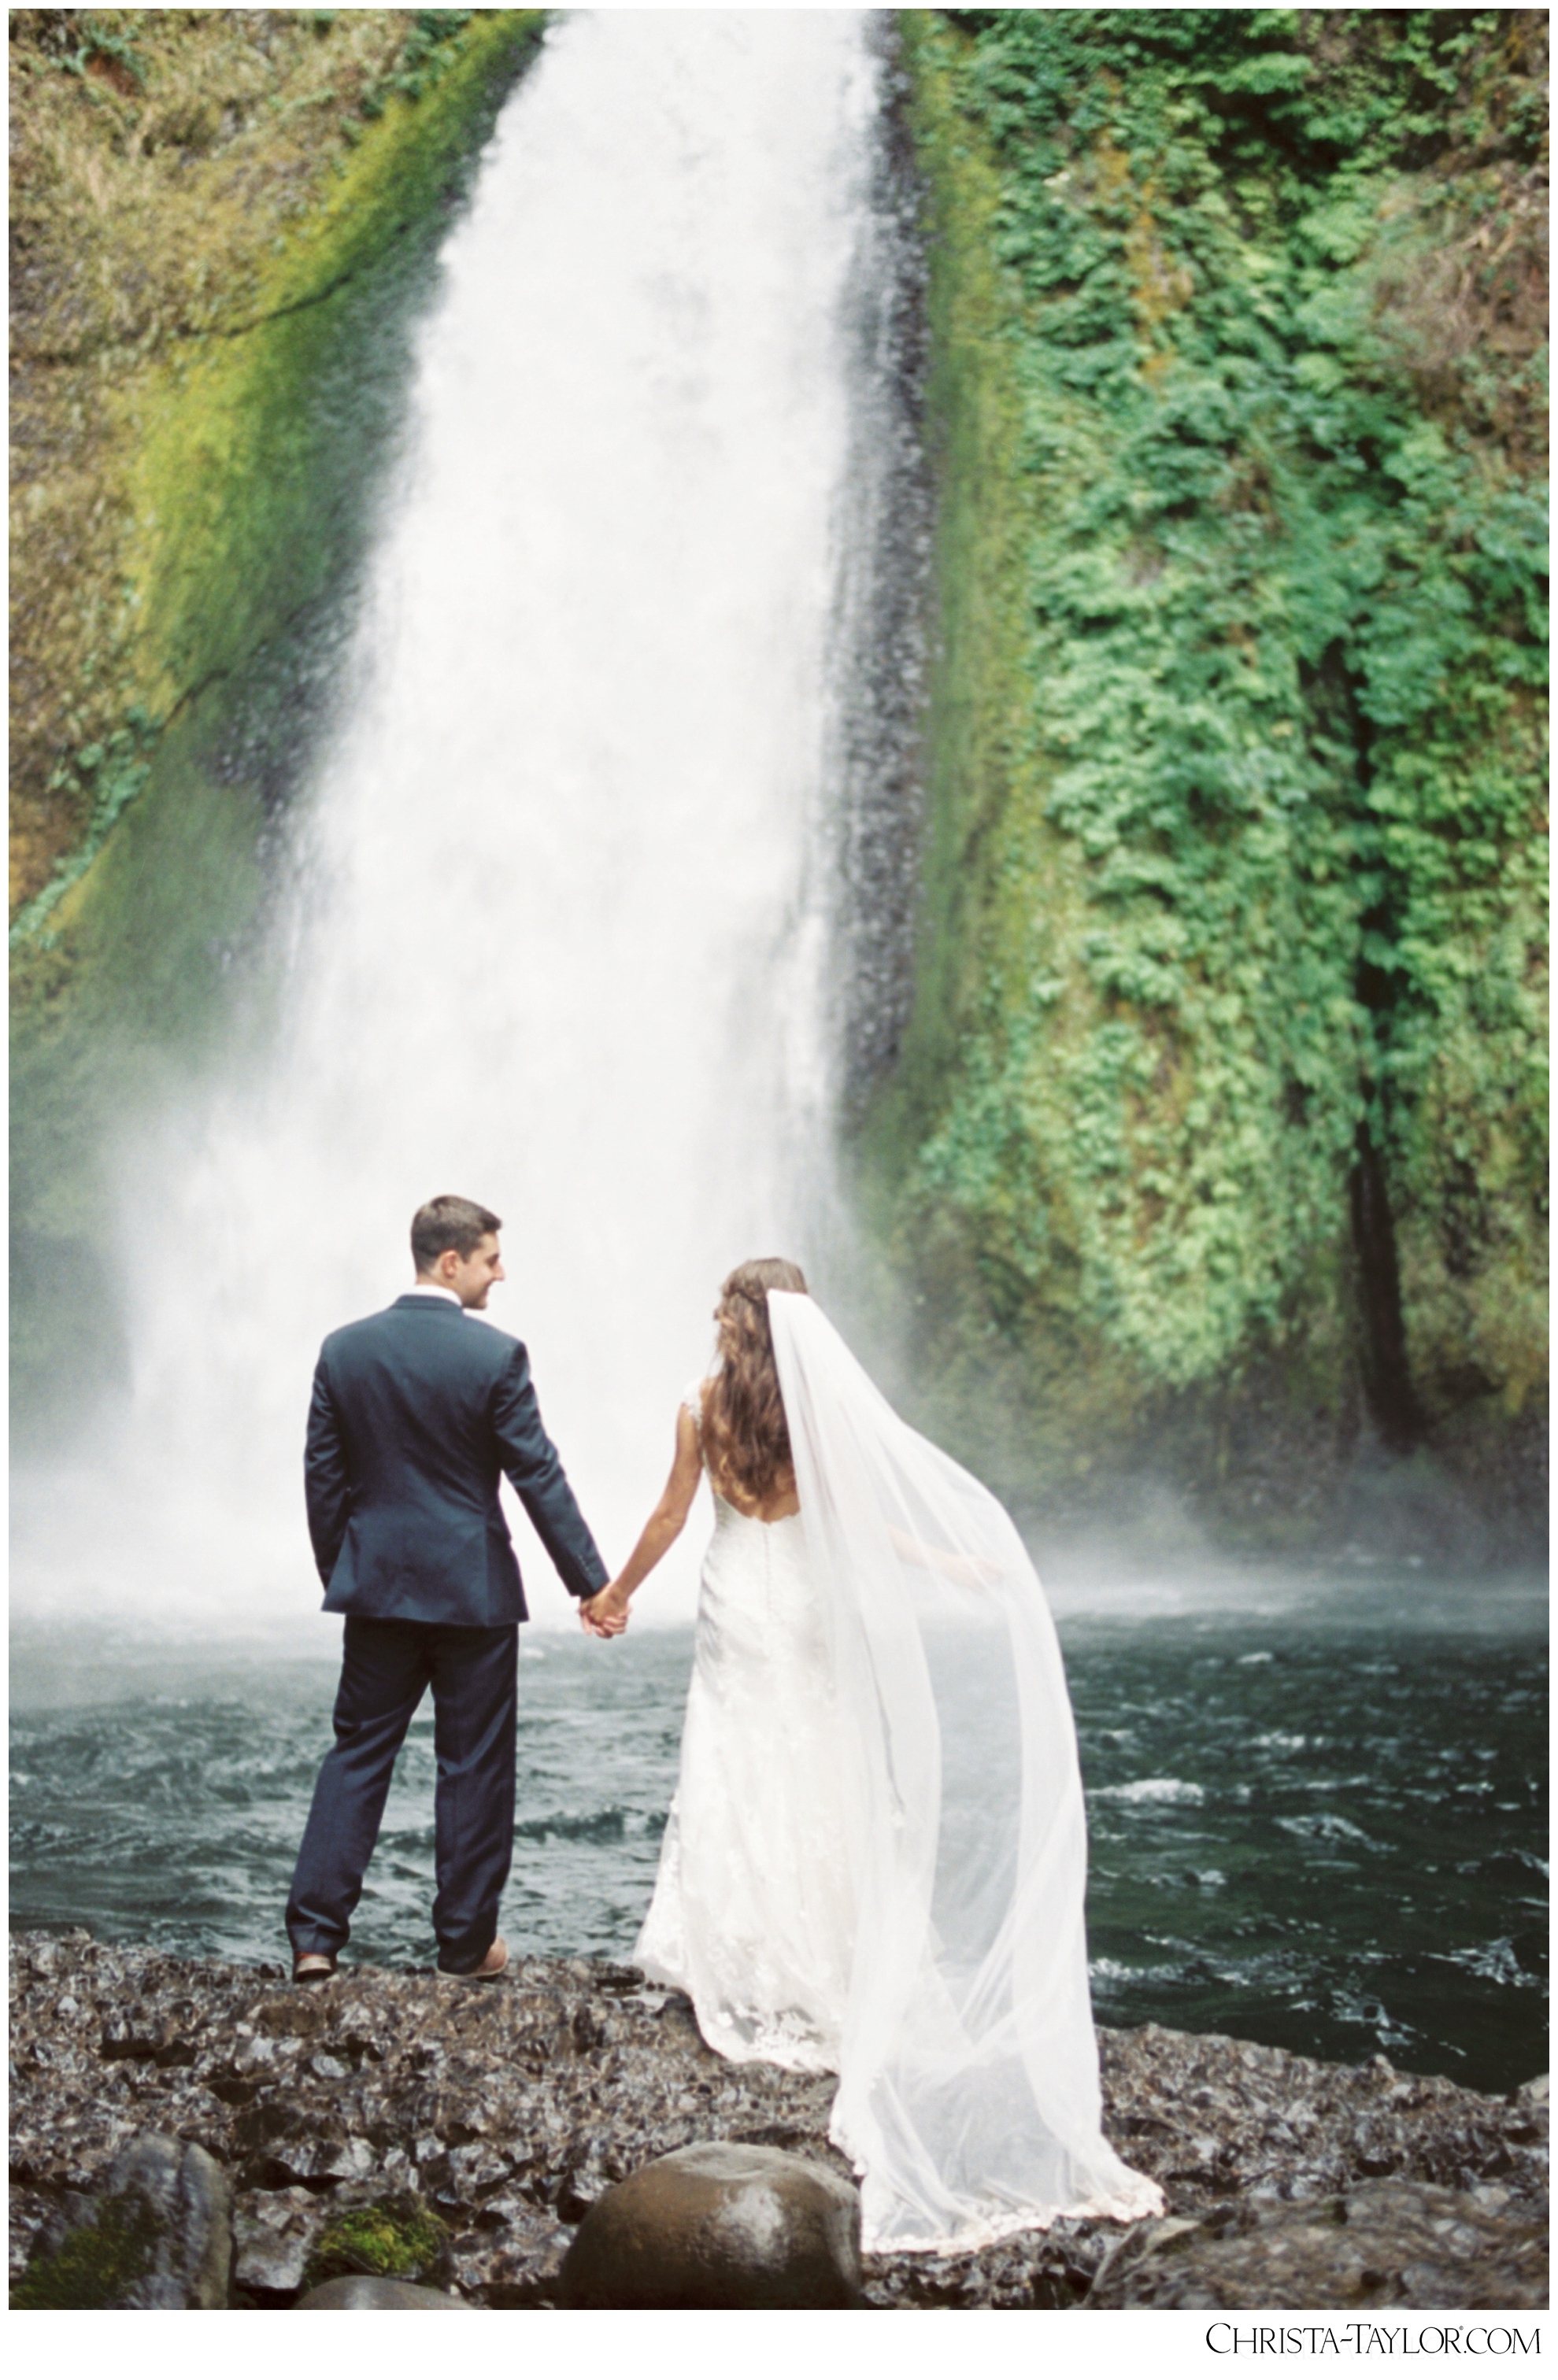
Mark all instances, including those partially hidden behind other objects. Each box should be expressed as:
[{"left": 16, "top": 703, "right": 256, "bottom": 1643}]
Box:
[{"left": 16, "top": 12, "right": 887, "bottom": 1632}]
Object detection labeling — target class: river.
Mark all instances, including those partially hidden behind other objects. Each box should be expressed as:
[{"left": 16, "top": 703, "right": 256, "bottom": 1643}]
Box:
[{"left": 11, "top": 1561, "right": 1545, "bottom": 2098}]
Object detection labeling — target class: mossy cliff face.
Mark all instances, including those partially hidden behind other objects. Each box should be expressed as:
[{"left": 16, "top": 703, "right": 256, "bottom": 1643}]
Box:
[
  {"left": 873, "top": 9, "right": 1547, "bottom": 1543},
  {"left": 10, "top": 9, "right": 544, "bottom": 1429}
]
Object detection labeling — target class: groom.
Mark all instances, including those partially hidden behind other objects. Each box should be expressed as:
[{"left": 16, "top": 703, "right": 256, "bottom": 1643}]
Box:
[{"left": 285, "top": 1195, "right": 609, "bottom": 1983}]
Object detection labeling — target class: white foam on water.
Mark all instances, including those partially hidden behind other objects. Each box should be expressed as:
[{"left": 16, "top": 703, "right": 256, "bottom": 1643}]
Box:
[
  {"left": 1093, "top": 1777, "right": 1208, "bottom": 1807},
  {"left": 14, "top": 13, "right": 883, "bottom": 1633}
]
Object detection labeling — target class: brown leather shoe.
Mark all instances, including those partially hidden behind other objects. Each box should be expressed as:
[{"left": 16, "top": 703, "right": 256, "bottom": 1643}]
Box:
[{"left": 459, "top": 1935, "right": 508, "bottom": 1982}]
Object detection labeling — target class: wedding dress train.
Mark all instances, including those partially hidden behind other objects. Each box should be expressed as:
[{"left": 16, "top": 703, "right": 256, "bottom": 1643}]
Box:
[{"left": 635, "top": 1292, "right": 1163, "bottom": 2253}]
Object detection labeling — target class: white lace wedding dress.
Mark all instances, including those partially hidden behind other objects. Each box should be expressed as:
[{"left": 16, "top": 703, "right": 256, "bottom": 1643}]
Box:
[{"left": 634, "top": 1293, "right": 1163, "bottom": 2254}]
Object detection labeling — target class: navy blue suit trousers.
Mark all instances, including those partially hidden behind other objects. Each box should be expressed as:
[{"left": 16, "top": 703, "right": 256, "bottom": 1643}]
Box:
[{"left": 286, "top": 1617, "right": 516, "bottom": 1973}]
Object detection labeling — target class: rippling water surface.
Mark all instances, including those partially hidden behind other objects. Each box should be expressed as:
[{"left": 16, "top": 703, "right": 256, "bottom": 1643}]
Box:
[{"left": 10, "top": 1573, "right": 1546, "bottom": 2096}]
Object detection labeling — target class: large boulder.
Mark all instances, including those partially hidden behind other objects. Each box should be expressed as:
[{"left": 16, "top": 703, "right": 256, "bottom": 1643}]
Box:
[
  {"left": 1087, "top": 2180, "right": 1549, "bottom": 2310},
  {"left": 293, "top": 2275, "right": 474, "bottom": 2309},
  {"left": 560, "top": 2141, "right": 863, "bottom": 2309},
  {"left": 12, "top": 2132, "right": 231, "bottom": 2308}
]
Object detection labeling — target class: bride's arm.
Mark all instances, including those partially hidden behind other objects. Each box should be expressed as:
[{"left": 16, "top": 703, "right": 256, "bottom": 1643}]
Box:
[
  {"left": 887, "top": 1524, "right": 1003, "bottom": 1591},
  {"left": 580, "top": 1406, "right": 702, "bottom": 1637}
]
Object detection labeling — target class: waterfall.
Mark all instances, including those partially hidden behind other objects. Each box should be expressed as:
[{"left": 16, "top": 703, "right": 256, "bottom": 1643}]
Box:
[{"left": 14, "top": 12, "right": 896, "bottom": 1633}]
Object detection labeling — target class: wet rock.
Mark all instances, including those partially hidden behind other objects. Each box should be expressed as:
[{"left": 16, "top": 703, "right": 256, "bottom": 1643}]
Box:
[
  {"left": 12, "top": 2131, "right": 231, "bottom": 2308},
  {"left": 1086, "top": 2179, "right": 1549, "bottom": 2309},
  {"left": 233, "top": 2221, "right": 312, "bottom": 2302},
  {"left": 102, "top": 2002, "right": 201, "bottom": 2066},
  {"left": 9, "top": 1934, "right": 1548, "bottom": 2312},
  {"left": 294, "top": 2275, "right": 473, "bottom": 2308},
  {"left": 455, "top": 2201, "right": 573, "bottom": 2308},
  {"left": 231, "top": 2185, "right": 324, "bottom": 2304},
  {"left": 561, "top": 2142, "right": 864, "bottom": 2308}
]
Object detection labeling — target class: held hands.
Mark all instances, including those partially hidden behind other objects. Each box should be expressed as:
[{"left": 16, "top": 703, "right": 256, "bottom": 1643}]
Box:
[
  {"left": 580, "top": 1579, "right": 632, "bottom": 1639},
  {"left": 579, "top": 1406, "right": 698, "bottom": 1641}
]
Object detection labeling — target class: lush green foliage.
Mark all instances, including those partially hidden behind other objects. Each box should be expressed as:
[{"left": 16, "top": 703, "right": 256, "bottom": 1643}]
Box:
[
  {"left": 361, "top": 9, "right": 476, "bottom": 116},
  {"left": 9, "top": 708, "right": 158, "bottom": 952},
  {"left": 890, "top": 10, "right": 1545, "bottom": 1466}
]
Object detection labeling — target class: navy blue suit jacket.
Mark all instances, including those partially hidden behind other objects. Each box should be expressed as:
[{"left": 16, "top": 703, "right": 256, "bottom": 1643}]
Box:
[{"left": 305, "top": 1292, "right": 607, "bottom": 1626}]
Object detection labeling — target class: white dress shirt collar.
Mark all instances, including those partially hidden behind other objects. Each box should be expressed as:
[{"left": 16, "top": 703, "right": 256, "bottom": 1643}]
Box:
[{"left": 405, "top": 1281, "right": 462, "bottom": 1307}]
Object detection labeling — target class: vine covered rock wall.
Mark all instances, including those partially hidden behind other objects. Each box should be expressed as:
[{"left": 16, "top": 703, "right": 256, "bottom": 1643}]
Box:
[
  {"left": 875, "top": 8, "right": 1547, "bottom": 1547},
  {"left": 10, "top": 9, "right": 543, "bottom": 1429}
]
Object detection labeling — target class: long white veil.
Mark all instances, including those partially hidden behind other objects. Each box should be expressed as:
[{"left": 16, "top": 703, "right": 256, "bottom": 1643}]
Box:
[{"left": 767, "top": 1289, "right": 1164, "bottom": 2252}]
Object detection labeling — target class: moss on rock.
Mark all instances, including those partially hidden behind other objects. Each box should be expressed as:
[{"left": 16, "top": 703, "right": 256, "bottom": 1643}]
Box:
[
  {"left": 302, "top": 2192, "right": 449, "bottom": 2291},
  {"left": 11, "top": 2185, "right": 163, "bottom": 2309},
  {"left": 871, "top": 9, "right": 1547, "bottom": 1542},
  {"left": 9, "top": 9, "right": 542, "bottom": 918}
]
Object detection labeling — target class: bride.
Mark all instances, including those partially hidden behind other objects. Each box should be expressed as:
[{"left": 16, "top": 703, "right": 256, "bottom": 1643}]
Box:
[{"left": 580, "top": 1258, "right": 1162, "bottom": 2254}]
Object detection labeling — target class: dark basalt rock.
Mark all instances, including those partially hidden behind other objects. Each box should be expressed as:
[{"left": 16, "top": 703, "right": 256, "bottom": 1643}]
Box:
[
  {"left": 560, "top": 2141, "right": 863, "bottom": 2308},
  {"left": 8, "top": 1934, "right": 1549, "bottom": 2311},
  {"left": 12, "top": 2131, "right": 231, "bottom": 2309},
  {"left": 1086, "top": 2179, "right": 1549, "bottom": 2310},
  {"left": 294, "top": 2275, "right": 474, "bottom": 2309}
]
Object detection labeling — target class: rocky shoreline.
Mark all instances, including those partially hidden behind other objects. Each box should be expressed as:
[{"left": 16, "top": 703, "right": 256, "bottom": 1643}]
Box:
[{"left": 9, "top": 1932, "right": 1548, "bottom": 2309}]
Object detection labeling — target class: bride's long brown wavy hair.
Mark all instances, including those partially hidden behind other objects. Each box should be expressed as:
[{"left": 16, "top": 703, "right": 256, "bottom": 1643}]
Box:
[{"left": 700, "top": 1258, "right": 808, "bottom": 1504}]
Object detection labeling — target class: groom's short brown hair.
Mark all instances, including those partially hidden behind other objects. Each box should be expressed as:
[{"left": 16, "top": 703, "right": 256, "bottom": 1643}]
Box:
[{"left": 411, "top": 1195, "right": 502, "bottom": 1274}]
